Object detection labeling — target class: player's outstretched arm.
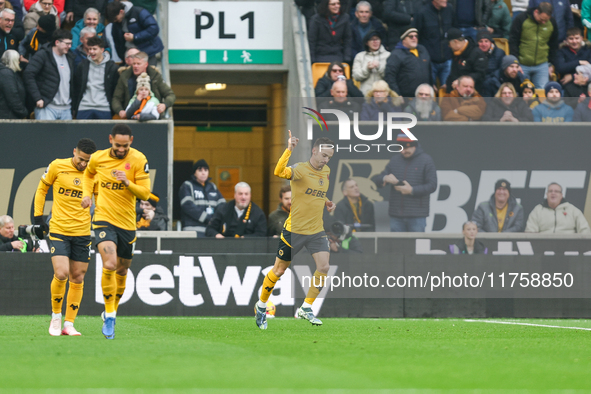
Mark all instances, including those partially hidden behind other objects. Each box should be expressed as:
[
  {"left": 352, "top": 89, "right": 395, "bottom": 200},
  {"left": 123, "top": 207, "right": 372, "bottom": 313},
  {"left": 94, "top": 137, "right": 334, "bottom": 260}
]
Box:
[
  {"left": 274, "top": 130, "right": 298, "bottom": 179},
  {"left": 82, "top": 165, "right": 97, "bottom": 209}
]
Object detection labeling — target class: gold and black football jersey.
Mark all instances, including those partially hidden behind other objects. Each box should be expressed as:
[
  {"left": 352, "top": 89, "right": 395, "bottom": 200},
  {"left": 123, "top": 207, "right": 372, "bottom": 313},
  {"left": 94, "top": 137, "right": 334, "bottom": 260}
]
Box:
[
  {"left": 274, "top": 149, "right": 330, "bottom": 235},
  {"left": 83, "top": 147, "right": 151, "bottom": 231},
  {"left": 34, "top": 158, "right": 91, "bottom": 237}
]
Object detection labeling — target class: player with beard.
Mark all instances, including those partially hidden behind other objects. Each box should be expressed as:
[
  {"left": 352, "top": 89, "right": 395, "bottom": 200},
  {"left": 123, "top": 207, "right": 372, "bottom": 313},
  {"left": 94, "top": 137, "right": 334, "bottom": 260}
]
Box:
[
  {"left": 254, "top": 133, "right": 336, "bottom": 329},
  {"left": 34, "top": 138, "right": 97, "bottom": 336},
  {"left": 81, "top": 124, "right": 156, "bottom": 339}
]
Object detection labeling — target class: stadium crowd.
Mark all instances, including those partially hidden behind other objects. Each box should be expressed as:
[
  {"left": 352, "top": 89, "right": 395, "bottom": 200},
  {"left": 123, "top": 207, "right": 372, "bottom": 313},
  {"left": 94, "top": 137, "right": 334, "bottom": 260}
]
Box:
[
  {"left": 304, "top": 0, "right": 591, "bottom": 122},
  {"left": 0, "top": 0, "right": 175, "bottom": 120}
]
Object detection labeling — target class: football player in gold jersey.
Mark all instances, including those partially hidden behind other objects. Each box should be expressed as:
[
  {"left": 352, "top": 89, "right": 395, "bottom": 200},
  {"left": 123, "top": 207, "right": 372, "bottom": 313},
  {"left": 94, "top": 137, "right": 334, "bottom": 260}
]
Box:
[
  {"left": 81, "top": 124, "right": 156, "bottom": 339},
  {"left": 255, "top": 131, "right": 335, "bottom": 329},
  {"left": 34, "top": 138, "right": 97, "bottom": 336}
]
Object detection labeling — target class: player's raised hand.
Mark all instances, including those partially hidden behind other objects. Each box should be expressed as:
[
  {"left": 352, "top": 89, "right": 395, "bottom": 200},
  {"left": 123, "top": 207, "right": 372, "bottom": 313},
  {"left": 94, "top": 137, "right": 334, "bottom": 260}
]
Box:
[
  {"left": 81, "top": 196, "right": 92, "bottom": 209},
  {"left": 325, "top": 200, "right": 336, "bottom": 212},
  {"left": 287, "top": 130, "right": 299, "bottom": 151}
]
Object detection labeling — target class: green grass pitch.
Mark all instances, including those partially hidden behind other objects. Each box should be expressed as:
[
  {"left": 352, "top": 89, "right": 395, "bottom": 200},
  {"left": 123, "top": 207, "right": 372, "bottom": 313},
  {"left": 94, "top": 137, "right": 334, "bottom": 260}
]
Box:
[{"left": 1, "top": 316, "right": 590, "bottom": 392}]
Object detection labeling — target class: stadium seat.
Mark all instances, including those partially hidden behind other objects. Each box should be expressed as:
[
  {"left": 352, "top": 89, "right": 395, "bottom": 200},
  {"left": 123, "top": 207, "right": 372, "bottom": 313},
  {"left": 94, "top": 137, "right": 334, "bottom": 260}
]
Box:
[
  {"left": 536, "top": 89, "right": 546, "bottom": 97},
  {"left": 311, "top": 62, "right": 351, "bottom": 88},
  {"left": 493, "top": 38, "right": 509, "bottom": 55},
  {"left": 438, "top": 87, "right": 449, "bottom": 106}
]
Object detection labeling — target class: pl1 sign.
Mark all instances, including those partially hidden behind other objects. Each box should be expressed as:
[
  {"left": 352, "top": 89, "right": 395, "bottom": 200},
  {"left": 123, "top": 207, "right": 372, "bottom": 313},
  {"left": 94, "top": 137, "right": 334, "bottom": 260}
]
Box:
[{"left": 168, "top": 1, "right": 284, "bottom": 64}]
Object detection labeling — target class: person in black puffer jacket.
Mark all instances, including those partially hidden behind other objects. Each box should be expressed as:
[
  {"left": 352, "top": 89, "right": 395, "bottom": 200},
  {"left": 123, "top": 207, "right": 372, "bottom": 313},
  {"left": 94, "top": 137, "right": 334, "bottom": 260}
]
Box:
[
  {"left": 0, "top": 49, "right": 28, "bottom": 119},
  {"left": 372, "top": 135, "right": 437, "bottom": 232}
]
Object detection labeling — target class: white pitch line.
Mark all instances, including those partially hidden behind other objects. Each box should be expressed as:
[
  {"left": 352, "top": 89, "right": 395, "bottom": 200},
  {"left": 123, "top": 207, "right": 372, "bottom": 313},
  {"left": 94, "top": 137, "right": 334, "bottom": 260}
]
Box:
[{"left": 465, "top": 319, "right": 591, "bottom": 331}]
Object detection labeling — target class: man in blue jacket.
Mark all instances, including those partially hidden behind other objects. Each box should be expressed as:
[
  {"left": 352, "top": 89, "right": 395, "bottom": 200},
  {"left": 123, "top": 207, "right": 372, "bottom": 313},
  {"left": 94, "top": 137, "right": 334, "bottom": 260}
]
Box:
[
  {"left": 532, "top": 81, "right": 574, "bottom": 122},
  {"left": 106, "top": 0, "right": 163, "bottom": 66},
  {"left": 372, "top": 134, "right": 437, "bottom": 232}
]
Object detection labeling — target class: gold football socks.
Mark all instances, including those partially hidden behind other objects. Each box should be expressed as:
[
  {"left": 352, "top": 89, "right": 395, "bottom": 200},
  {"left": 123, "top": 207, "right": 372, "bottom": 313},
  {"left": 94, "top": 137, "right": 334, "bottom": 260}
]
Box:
[
  {"left": 101, "top": 268, "right": 116, "bottom": 314},
  {"left": 260, "top": 270, "right": 280, "bottom": 303},
  {"left": 114, "top": 273, "right": 127, "bottom": 311},
  {"left": 304, "top": 270, "right": 327, "bottom": 305},
  {"left": 50, "top": 275, "right": 67, "bottom": 314},
  {"left": 65, "top": 281, "right": 83, "bottom": 323}
]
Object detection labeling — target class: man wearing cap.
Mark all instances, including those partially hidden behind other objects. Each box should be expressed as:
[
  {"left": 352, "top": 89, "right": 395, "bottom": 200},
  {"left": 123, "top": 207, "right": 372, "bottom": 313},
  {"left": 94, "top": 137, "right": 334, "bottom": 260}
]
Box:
[
  {"left": 441, "top": 75, "right": 487, "bottom": 120},
  {"left": 525, "top": 182, "right": 590, "bottom": 234},
  {"left": 413, "top": 0, "right": 454, "bottom": 90},
  {"left": 554, "top": 27, "right": 591, "bottom": 98},
  {"left": 532, "top": 81, "right": 574, "bottom": 122},
  {"left": 477, "top": 29, "right": 505, "bottom": 78},
  {"left": 371, "top": 134, "right": 437, "bottom": 232},
  {"left": 137, "top": 195, "right": 169, "bottom": 231},
  {"left": 350, "top": 1, "right": 386, "bottom": 60},
  {"left": 472, "top": 179, "right": 525, "bottom": 233},
  {"left": 385, "top": 27, "right": 431, "bottom": 98},
  {"left": 483, "top": 54, "right": 525, "bottom": 97},
  {"left": 179, "top": 159, "right": 226, "bottom": 237},
  {"left": 445, "top": 27, "right": 487, "bottom": 94},
  {"left": 509, "top": 2, "right": 558, "bottom": 89}
]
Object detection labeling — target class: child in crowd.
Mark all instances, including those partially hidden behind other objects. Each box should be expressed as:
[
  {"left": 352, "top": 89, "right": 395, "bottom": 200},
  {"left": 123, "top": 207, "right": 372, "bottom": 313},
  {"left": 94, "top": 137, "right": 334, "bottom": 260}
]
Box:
[
  {"left": 521, "top": 79, "right": 540, "bottom": 109},
  {"left": 125, "top": 72, "right": 160, "bottom": 121}
]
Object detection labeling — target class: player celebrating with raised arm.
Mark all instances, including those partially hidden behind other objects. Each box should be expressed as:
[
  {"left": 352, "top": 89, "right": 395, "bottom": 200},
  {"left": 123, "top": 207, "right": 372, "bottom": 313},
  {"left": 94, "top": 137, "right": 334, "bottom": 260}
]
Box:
[
  {"left": 81, "top": 124, "right": 157, "bottom": 339},
  {"left": 255, "top": 131, "right": 335, "bottom": 329},
  {"left": 35, "top": 138, "right": 98, "bottom": 336}
]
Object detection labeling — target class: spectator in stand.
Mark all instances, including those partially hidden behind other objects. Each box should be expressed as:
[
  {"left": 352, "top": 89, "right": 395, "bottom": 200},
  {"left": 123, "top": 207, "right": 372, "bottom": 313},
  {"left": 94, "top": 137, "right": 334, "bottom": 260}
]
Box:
[
  {"left": 0, "top": 50, "right": 28, "bottom": 119},
  {"left": 334, "top": 178, "right": 375, "bottom": 232},
  {"left": 449, "top": 221, "right": 488, "bottom": 254},
  {"left": 267, "top": 185, "right": 291, "bottom": 237},
  {"left": 449, "top": 0, "right": 491, "bottom": 41},
  {"left": 316, "top": 61, "right": 363, "bottom": 97},
  {"left": 23, "top": 0, "right": 59, "bottom": 35},
  {"left": 482, "top": 82, "right": 534, "bottom": 121},
  {"left": 573, "top": 83, "right": 591, "bottom": 120},
  {"left": 555, "top": 27, "right": 591, "bottom": 97},
  {"left": 445, "top": 28, "right": 488, "bottom": 93},
  {"left": 136, "top": 195, "right": 168, "bottom": 231},
  {"left": 360, "top": 79, "right": 404, "bottom": 120},
  {"left": 0, "top": 0, "right": 24, "bottom": 42},
  {"left": 478, "top": 29, "right": 505, "bottom": 79},
  {"left": 525, "top": 182, "right": 590, "bottom": 233},
  {"left": 511, "top": 0, "right": 528, "bottom": 20},
  {"left": 487, "top": 0, "right": 512, "bottom": 39},
  {"left": 413, "top": 0, "right": 454, "bottom": 90},
  {"left": 125, "top": 72, "right": 160, "bottom": 121},
  {"left": 533, "top": 81, "right": 574, "bottom": 121},
  {"left": 206, "top": 182, "right": 267, "bottom": 238},
  {"left": 529, "top": 0, "right": 574, "bottom": 42},
  {"left": 23, "top": 29, "right": 74, "bottom": 120},
  {"left": 105, "top": 0, "right": 163, "bottom": 66},
  {"left": 71, "top": 8, "right": 105, "bottom": 51},
  {"left": 0, "top": 9, "right": 19, "bottom": 59},
  {"left": 320, "top": 79, "right": 362, "bottom": 116},
  {"left": 352, "top": 31, "right": 390, "bottom": 95},
  {"left": 18, "top": 13, "right": 56, "bottom": 62},
  {"left": 65, "top": 0, "right": 106, "bottom": 24},
  {"left": 441, "top": 75, "right": 487, "bottom": 120},
  {"left": 404, "top": 83, "right": 442, "bottom": 120},
  {"left": 521, "top": 79, "right": 541, "bottom": 108},
  {"left": 382, "top": 0, "right": 426, "bottom": 48},
  {"left": 350, "top": 1, "right": 386, "bottom": 59},
  {"left": 372, "top": 133, "right": 437, "bottom": 232},
  {"left": 25, "top": 0, "right": 62, "bottom": 17},
  {"left": 385, "top": 27, "right": 431, "bottom": 98},
  {"left": 71, "top": 26, "right": 94, "bottom": 68},
  {"left": 308, "top": 0, "right": 352, "bottom": 64},
  {"left": 111, "top": 51, "right": 176, "bottom": 119},
  {"left": 122, "top": 47, "right": 139, "bottom": 68},
  {"left": 472, "top": 179, "right": 525, "bottom": 232},
  {"left": 72, "top": 36, "right": 117, "bottom": 119},
  {"left": 483, "top": 54, "right": 525, "bottom": 97},
  {"left": 510, "top": 2, "right": 559, "bottom": 89},
  {"left": 179, "top": 159, "right": 225, "bottom": 237}
]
